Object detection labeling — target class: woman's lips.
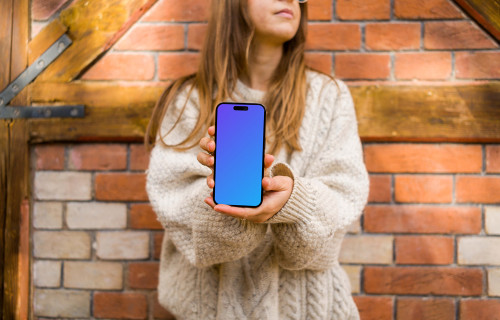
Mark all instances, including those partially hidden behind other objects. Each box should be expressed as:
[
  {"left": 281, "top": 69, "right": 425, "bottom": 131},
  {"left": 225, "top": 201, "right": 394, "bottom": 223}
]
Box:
[{"left": 275, "top": 8, "right": 293, "bottom": 19}]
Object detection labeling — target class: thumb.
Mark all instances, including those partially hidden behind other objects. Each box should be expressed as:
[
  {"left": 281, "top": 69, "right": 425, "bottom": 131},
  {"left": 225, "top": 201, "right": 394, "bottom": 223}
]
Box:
[{"left": 263, "top": 176, "right": 288, "bottom": 191}]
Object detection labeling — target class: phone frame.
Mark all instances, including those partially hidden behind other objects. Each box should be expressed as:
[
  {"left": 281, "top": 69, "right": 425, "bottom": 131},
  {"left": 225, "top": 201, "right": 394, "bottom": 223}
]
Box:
[{"left": 212, "top": 102, "right": 266, "bottom": 208}]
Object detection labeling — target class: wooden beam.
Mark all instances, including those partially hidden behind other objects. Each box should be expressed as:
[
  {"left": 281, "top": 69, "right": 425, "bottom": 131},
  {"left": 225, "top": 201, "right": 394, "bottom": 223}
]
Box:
[
  {"left": 29, "top": 82, "right": 500, "bottom": 143},
  {"left": 2, "top": 0, "right": 30, "bottom": 318},
  {"left": 0, "top": 0, "right": 13, "bottom": 90},
  {"left": 30, "top": 81, "right": 164, "bottom": 108},
  {"left": 35, "top": 0, "right": 158, "bottom": 82},
  {"left": 29, "top": 82, "right": 164, "bottom": 142},
  {"left": 5, "top": 122, "right": 29, "bottom": 320},
  {"left": 0, "top": 122, "right": 8, "bottom": 319},
  {"left": 28, "top": 19, "right": 67, "bottom": 65},
  {"left": 352, "top": 83, "right": 500, "bottom": 142},
  {"left": 0, "top": 0, "right": 13, "bottom": 314},
  {"left": 454, "top": 0, "right": 500, "bottom": 42}
]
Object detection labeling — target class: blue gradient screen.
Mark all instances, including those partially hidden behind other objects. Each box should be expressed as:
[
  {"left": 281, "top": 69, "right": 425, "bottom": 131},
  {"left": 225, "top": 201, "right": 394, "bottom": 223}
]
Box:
[{"left": 213, "top": 103, "right": 265, "bottom": 207}]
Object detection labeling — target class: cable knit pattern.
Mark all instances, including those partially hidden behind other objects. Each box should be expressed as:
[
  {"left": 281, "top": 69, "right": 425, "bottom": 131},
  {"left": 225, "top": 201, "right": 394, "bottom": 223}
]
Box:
[{"left": 146, "top": 70, "right": 369, "bottom": 319}]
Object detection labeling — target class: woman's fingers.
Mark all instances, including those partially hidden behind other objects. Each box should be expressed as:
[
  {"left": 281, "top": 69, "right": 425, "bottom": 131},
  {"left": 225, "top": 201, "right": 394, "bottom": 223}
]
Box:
[
  {"left": 197, "top": 151, "right": 214, "bottom": 168},
  {"left": 206, "top": 173, "right": 214, "bottom": 188},
  {"left": 199, "top": 137, "right": 215, "bottom": 153},
  {"left": 208, "top": 125, "right": 215, "bottom": 137},
  {"left": 263, "top": 154, "right": 274, "bottom": 177},
  {"left": 264, "top": 154, "right": 274, "bottom": 169}
]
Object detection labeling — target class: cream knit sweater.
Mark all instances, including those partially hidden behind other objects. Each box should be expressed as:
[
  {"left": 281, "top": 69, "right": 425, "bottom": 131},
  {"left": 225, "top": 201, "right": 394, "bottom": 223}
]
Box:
[{"left": 146, "top": 70, "right": 369, "bottom": 320}]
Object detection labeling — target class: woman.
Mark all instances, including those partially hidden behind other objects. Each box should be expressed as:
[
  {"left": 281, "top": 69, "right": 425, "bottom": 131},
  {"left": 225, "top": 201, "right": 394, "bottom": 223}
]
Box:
[{"left": 145, "top": 0, "right": 369, "bottom": 319}]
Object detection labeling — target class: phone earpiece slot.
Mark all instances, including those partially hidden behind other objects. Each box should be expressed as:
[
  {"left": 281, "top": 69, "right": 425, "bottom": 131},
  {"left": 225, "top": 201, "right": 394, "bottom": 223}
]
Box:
[{"left": 234, "top": 106, "right": 248, "bottom": 111}]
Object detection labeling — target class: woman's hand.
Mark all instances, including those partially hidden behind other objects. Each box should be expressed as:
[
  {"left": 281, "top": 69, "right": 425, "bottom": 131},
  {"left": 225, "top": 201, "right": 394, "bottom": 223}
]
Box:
[
  {"left": 197, "top": 125, "right": 275, "bottom": 189},
  {"left": 204, "top": 175, "right": 293, "bottom": 223},
  {"left": 197, "top": 125, "right": 217, "bottom": 188}
]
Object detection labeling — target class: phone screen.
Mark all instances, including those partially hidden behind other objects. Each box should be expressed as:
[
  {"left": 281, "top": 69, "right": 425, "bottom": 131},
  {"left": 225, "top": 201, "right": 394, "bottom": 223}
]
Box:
[{"left": 213, "top": 102, "right": 266, "bottom": 207}]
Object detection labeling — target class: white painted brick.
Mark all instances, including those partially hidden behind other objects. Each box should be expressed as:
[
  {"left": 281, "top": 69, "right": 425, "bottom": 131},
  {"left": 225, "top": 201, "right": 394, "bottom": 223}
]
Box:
[
  {"left": 34, "top": 172, "right": 92, "bottom": 200},
  {"left": 485, "top": 206, "right": 500, "bottom": 235},
  {"left": 34, "top": 231, "right": 91, "bottom": 259},
  {"left": 64, "top": 261, "right": 123, "bottom": 289},
  {"left": 33, "top": 260, "right": 61, "bottom": 288},
  {"left": 66, "top": 202, "right": 127, "bottom": 229},
  {"left": 340, "top": 235, "right": 393, "bottom": 264},
  {"left": 96, "top": 231, "right": 149, "bottom": 260},
  {"left": 33, "top": 202, "right": 63, "bottom": 229},
  {"left": 341, "top": 265, "right": 361, "bottom": 293},
  {"left": 458, "top": 237, "right": 500, "bottom": 265},
  {"left": 34, "top": 289, "right": 90, "bottom": 318},
  {"left": 488, "top": 268, "right": 500, "bottom": 296}
]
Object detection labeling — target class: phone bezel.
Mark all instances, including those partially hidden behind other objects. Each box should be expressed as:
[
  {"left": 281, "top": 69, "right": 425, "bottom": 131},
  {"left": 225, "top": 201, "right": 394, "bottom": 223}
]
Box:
[{"left": 212, "top": 102, "right": 266, "bottom": 208}]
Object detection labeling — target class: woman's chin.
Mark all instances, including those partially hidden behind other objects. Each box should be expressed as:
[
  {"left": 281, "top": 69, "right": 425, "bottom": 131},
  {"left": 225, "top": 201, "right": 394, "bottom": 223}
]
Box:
[{"left": 255, "top": 29, "right": 298, "bottom": 45}]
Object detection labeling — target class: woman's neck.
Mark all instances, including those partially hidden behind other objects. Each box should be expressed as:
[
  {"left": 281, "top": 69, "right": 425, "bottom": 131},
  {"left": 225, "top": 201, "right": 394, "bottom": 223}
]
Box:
[{"left": 241, "top": 40, "right": 283, "bottom": 92}]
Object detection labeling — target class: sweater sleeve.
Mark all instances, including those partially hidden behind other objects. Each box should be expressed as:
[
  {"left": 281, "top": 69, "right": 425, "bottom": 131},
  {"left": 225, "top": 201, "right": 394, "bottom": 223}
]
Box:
[
  {"left": 145, "top": 87, "right": 267, "bottom": 268},
  {"left": 265, "top": 80, "right": 369, "bottom": 270}
]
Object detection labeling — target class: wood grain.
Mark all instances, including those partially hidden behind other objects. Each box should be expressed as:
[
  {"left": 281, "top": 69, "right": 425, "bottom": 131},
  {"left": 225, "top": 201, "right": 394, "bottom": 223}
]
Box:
[
  {"left": 352, "top": 83, "right": 500, "bottom": 142},
  {"left": 35, "top": 0, "right": 158, "bottom": 82},
  {"left": 28, "top": 19, "right": 67, "bottom": 65},
  {"left": 0, "top": 0, "right": 13, "bottom": 91},
  {"left": 6, "top": 122, "right": 29, "bottom": 320},
  {"left": 29, "top": 82, "right": 500, "bottom": 142},
  {"left": 454, "top": 0, "right": 500, "bottom": 42},
  {"left": 2, "top": 0, "right": 30, "bottom": 318},
  {"left": 0, "top": 0, "right": 13, "bottom": 313}
]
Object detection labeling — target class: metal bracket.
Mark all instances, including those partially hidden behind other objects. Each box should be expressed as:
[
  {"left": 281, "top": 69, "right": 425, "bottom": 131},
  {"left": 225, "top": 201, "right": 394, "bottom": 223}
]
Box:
[
  {"left": 0, "top": 34, "right": 85, "bottom": 119},
  {"left": 0, "top": 105, "right": 84, "bottom": 119}
]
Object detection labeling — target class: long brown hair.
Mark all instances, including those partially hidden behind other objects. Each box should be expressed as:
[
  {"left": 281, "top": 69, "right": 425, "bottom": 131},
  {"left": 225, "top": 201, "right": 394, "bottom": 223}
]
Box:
[{"left": 144, "top": 0, "right": 309, "bottom": 156}]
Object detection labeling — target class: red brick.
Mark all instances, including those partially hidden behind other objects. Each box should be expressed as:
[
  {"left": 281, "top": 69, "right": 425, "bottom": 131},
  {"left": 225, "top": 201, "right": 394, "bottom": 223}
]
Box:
[
  {"left": 456, "top": 51, "right": 500, "bottom": 79},
  {"left": 142, "top": 0, "right": 209, "bottom": 22},
  {"left": 95, "top": 173, "right": 148, "bottom": 201},
  {"left": 130, "top": 204, "right": 163, "bottom": 230},
  {"left": 424, "top": 21, "right": 498, "bottom": 50},
  {"left": 460, "top": 299, "right": 500, "bottom": 320},
  {"left": 154, "top": 293, "right": 175, "bottom": 319},
  {"left": 364, "top": 205, "right": 481, "bottom": 234},
  {"left": 115, "top": 25, "right": 185, "bottom": 51},
  {"left": 159, "top": 53, "right": 200, "bottom": 80},
  {"left": 94, "top": 292, "right": 147, "bottom": 319},
  {"left": 82, "top": 53, "right": 155, "bottom": 81},
  {"left": 366, "top": 23, "right": 420, "bottom": 51},
  {"left": 353, "top": 296, "right": 393, "bottom": 320},
  {"left": 306, "top": 23, "right": 361, "bottom": 50},
  {"left": 397, "top": 298, "right": 455, "bottom": 320},
  {"left": 395, "top": 52, "right": 452, "bottom": 80},
  {"left": 308, "top": 0, "right": 332, "bottom": 21},
  {"left": 368, "top": 175, "right": 392, "bottom": 203},
  {"left": 364, "top": 144, "right": 482, "bottom": 173},
  {"left": 395, "top": 175, "right": 453, "bottom": 203},
  {"left": 335, "top": 54, "right": 390, "bottom": 80},
  {"left": 35, "top": 144, "right": 65, "bottom": 170},
  {"left": 130, "top": 144, "right": 150, "bottom": 171},
  {"left": 394, "top": 0, "right": 463, "bottom": 19},
  {"left": 486, "top": 146, "right": 500, "bottom": 173},
  {"left": 187, "top": 24, "right": 207, "bottom": 51},
  {"left": 364, "top": 266, "right": 483, "bottom": 296},
  {"left": 396, "top": 236, "right": 454, "bottom": 265},
  {"left": 32, "top": 0, "right": 70, "bottom": 20},
  {"left": 305, "top": 53, "right": 332, "bottom": 75},
  {"left": 154, "top": 232, "right": 164, "bottom": 260},
  {"left": 456, "top": 176, "right": 500, "bottom": 204},
  {"left": 336, "top": 0, "right": 390, "bottom": 20},
  {"left": 128, "top": 263, "right": 159, "bottom": 289},
  {"left": 68, "top": 144, "right": 127, "bottom": 171}
]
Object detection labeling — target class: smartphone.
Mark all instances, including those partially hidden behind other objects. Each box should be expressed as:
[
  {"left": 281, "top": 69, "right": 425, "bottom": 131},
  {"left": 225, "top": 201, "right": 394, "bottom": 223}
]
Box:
[{"left": 213, "top": 102, "right": 266, "bottom": 207}]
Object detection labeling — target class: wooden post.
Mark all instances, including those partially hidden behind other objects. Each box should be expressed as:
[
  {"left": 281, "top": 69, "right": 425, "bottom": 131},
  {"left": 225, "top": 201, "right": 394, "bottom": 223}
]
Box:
[{"left": 0, "top": 0, "right": 30, "bottom": 318}]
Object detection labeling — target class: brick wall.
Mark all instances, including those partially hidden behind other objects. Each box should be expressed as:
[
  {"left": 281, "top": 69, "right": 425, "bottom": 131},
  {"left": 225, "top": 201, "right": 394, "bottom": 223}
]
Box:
[{"left": 30, "top": 0, "right": 500, "bottom": 319}]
